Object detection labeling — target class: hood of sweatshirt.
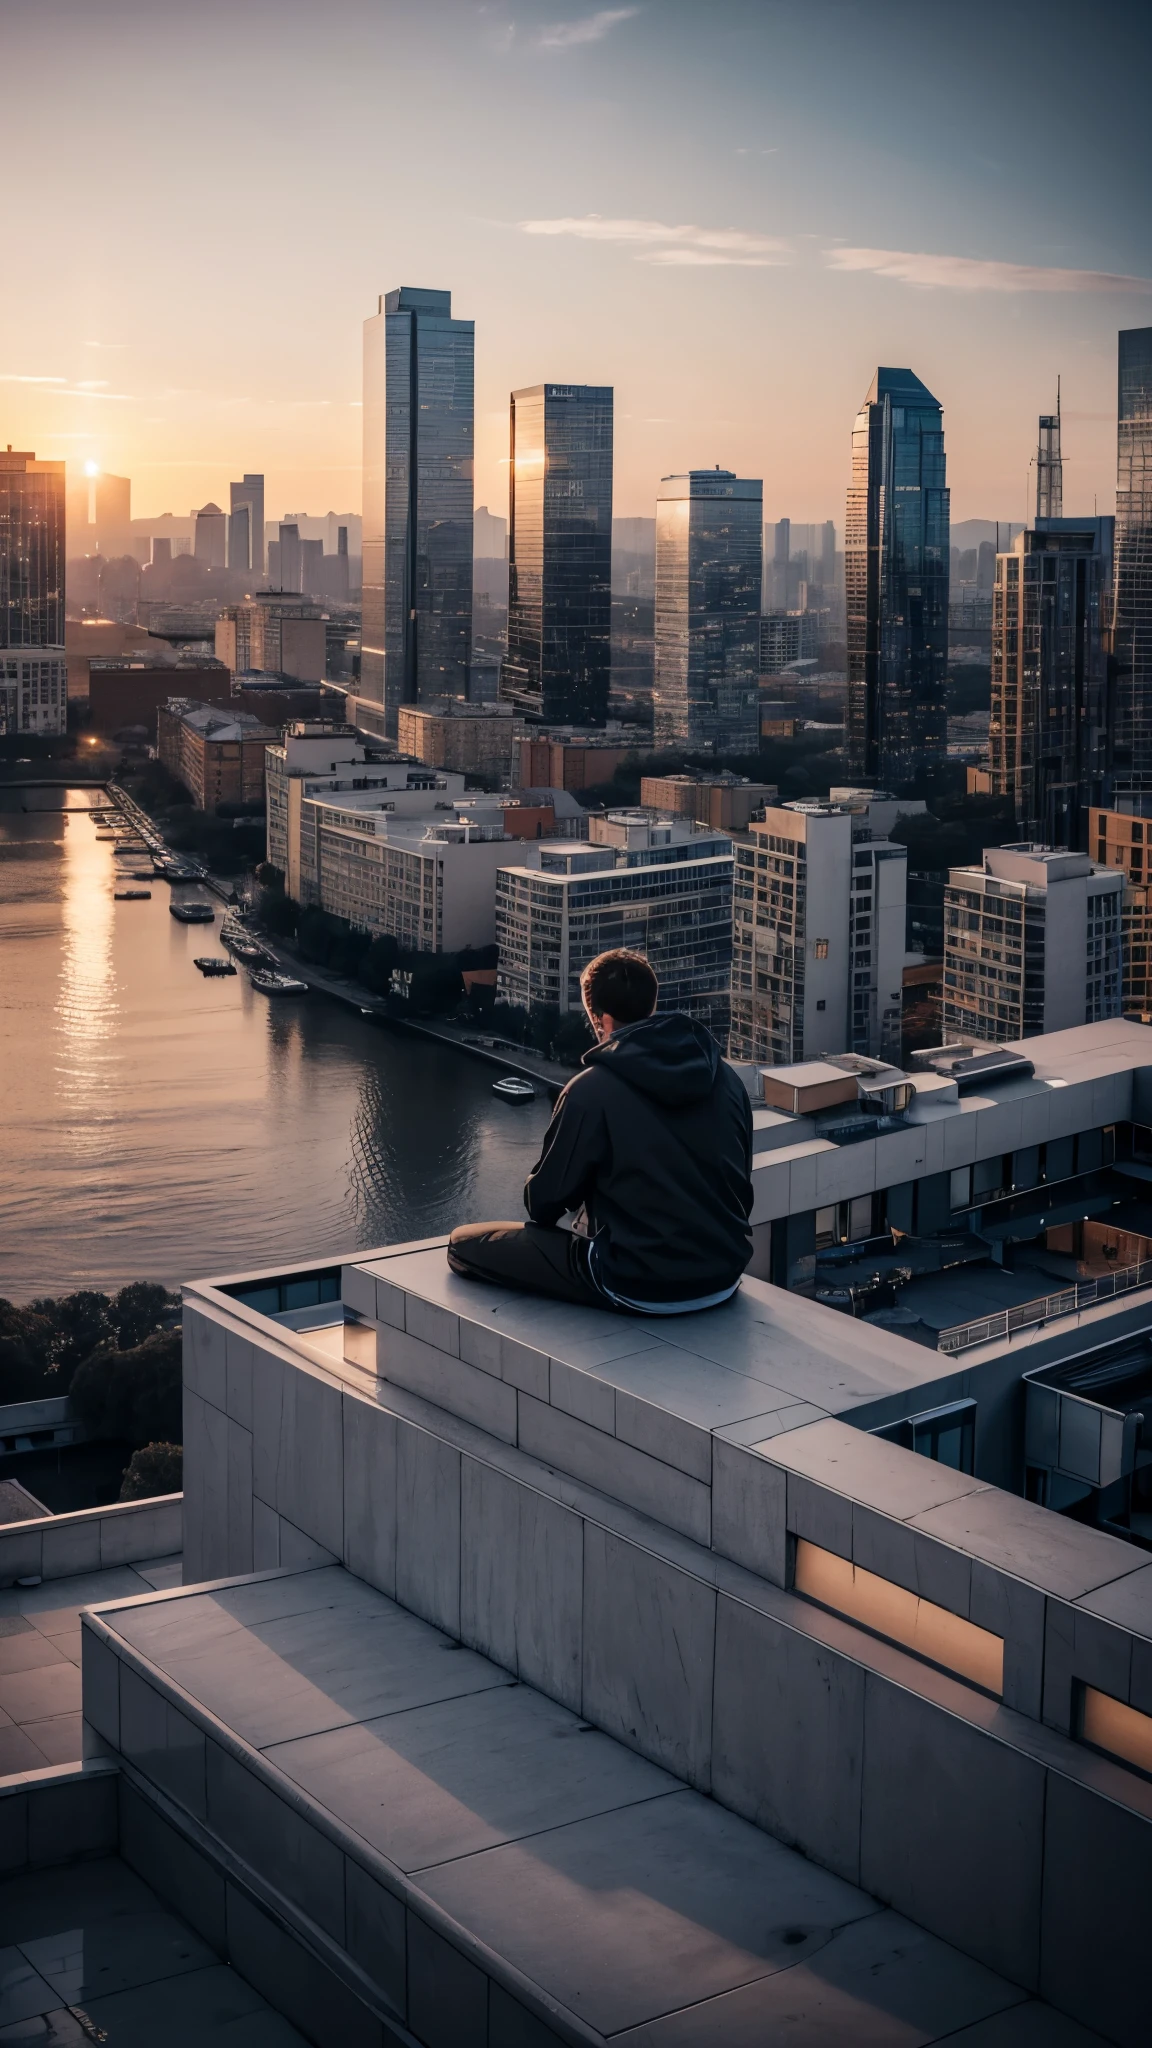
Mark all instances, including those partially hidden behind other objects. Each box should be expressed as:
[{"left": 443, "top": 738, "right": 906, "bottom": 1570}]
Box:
[{"left": 581, "top": 1012, "right": 720, "bottom": 1108}]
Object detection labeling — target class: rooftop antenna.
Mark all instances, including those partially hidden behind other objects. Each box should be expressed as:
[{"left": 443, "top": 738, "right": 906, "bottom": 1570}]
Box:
[{"left": 1037, "top": 377, "right": 1063, "bottom": 520}]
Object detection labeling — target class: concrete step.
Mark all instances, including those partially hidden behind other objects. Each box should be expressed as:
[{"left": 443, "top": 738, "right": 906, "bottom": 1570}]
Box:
[{"left": 79, "top": 1562, "right": 1103, "bottom": 2048}]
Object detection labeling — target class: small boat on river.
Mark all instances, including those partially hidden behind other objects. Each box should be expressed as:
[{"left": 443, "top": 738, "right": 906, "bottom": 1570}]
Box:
[
  {"left": 194, "top": 957, "right": 236, "bottom": 976},
  {"left": 492, "top": 1075, "right": 537, "bottom": 1103},
  {"left": 169, "top": 901, "right": 215, "bottom": 924},
  {"left": 248, "top": 967, "right": 308, "bottom": 996},
  {"left": 114, "top": 890, "right": 151, "bottom": 901}
]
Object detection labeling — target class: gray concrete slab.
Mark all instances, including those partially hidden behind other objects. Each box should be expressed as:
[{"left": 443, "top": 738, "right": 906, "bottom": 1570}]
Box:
[
  {"left": 267, "top": 1683, "right": 679, "bottom": 1872},
  {"left": 417, "top": 1788, "right": 881, "bottom": 2038}
]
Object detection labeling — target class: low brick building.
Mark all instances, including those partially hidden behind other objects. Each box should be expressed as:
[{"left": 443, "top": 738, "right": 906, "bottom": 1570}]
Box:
[
  {"left": 397, "top": 703, "right": 521, "bottom": 780},
  {"left": 157, "top": 698, "right": 277, "bottom": 810},
  {"left": 88, "top": 660, "right": 232, "bottom": 738}
]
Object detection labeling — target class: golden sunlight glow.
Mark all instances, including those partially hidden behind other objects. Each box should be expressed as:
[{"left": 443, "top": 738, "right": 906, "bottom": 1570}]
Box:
[
  {"left": 57, "top": 810, "right": 119, "bottom": 1133},
  {"left": 83, "top": 459, "right": 100, "bottom": 478}
]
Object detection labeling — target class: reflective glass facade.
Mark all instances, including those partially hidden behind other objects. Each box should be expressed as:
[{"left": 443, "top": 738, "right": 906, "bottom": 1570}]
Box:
[
  {"left": 0, "top": 450, "right": 64, "bottom": 651},
  {"left": 846, "top": 368, "right": 949, "bottom": 787},
  {"left": 653, "top": 471, "right": 762, "bottom": 756},
  {"left": 362, "top": 288, "right": 473, "bottom": 731},
  {"left": 990, "top": 520, "right": 1113, "bottom": 850},
  {"left": 229, "top": 474, "right": 264, "bottom": 574},
  {"left": 1113, "top": 328, "right": 1152, "bottom": 788},
  {"left": 501, "top": 384, "right": 613, "bottom": 726}
]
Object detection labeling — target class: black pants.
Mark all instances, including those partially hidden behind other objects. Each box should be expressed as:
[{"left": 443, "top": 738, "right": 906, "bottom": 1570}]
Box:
[{"left": 446, "top": 1220, "right": 605, "bottom": 1309}]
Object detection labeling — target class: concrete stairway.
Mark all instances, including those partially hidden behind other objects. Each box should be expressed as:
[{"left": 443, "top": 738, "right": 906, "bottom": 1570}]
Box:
[{"left": 81, "top": 1562, "right": 1105, "bottom": 2048}]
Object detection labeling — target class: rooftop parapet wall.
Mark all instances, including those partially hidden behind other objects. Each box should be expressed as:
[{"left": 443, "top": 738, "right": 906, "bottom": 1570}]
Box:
[{"left": 181, "top": 1248, "right": 1152, "bottom": 2043}]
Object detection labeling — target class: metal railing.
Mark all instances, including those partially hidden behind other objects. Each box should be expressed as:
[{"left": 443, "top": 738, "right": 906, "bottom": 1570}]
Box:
[{"left": 938, "top": 1257, "right": 1152, "bottom": 1355}]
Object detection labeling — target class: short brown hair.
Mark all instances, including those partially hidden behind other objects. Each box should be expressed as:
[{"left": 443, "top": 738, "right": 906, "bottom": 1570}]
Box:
[{"left": 580, "top": 949, "right": 658, "bottom": 1024}]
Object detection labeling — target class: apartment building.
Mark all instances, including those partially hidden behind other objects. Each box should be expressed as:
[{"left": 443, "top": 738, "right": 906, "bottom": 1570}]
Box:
[
  {"left": 157, "top": 699, "right": 277, "bottom": 810},
  {"left": 264, "top": 723, "right": 464, "bottom": 899},
  {"left": 728, "top": 797, "right": 908, "bottom": 1066},
  {"left": 298, "top": 793, "right": 538, "bottom": 952},
  {"left": 497, "top": 811, "right": 733, "bottom": 1027},
  {"left": 639, "top": 772, "right": 777, "bottom": 832},
  {"left": 216, "top": 596, "right": 326, "bottom": 682},
  {"left": 942, "top": 844, "right": 1123, "bottom": 1042},
  {"left": 397, "top": 703, "right": 522, "bottom": 781}
]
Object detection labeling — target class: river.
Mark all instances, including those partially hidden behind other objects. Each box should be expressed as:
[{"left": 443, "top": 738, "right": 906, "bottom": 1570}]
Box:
[{"left": 0, "top": 789, "right": 554, "bottom": 1300}]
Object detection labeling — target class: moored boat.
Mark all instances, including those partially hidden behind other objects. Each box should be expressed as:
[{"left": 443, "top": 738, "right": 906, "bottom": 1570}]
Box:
[
  {"left": 248, "top": 967, "right": 308, "bottom": 996},
  {"left": 492, "top": 1075, "right": 537, "bottom": 1102},
  {"left": 114, "top": 890, "right": 151, "bottom": 901},
  {"left": 194, "top": 956, "right": 237, "bottom": 975},
  {"left": 169, "top": 901, "right": 215, "bottom": 923}
]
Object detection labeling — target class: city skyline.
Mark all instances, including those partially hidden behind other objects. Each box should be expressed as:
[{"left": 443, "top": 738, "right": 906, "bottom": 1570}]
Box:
[{"left": 3, "top": 1, "right": 1151, "bottom": 524}]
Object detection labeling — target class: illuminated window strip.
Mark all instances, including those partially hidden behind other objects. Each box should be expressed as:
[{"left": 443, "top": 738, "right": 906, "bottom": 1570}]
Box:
[
  {"left": 1079, "top": 1684, "right": 1152, "bottom": 1777},
  {"left": 794, "top": 1539, "right": 1004, "bottom": 1696}
]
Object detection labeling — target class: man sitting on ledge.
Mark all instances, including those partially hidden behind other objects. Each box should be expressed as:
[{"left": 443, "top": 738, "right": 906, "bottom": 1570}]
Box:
[{"left": 448, "top": 948, "right": 754, "bottom": 1314}]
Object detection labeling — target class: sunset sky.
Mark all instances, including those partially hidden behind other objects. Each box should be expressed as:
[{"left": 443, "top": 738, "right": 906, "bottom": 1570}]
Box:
[{"left": 4, "top": 0, "right": 1151, "bottom": 527}]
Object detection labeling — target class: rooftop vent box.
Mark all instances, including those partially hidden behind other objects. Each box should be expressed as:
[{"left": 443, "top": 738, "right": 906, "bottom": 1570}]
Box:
[{"left": 759, "top": 1062, "right": 860, "bottom": 1115}]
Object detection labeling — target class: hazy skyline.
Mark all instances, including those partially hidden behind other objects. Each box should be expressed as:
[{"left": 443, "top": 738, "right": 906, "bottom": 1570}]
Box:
[{"left": 4, "top": 0, "right": 1150, "bottom": 526}]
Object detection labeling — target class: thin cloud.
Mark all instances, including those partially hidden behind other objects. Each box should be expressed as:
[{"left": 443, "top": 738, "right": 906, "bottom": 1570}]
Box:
[
  {"left": 0, "top": 373, "right": 67, "bottom": 385},
  {"left": 519, "top": 213, "right": 787, "bottom": 266},
  {"left": 825, "top": 246, "right": 1152, "bottom": 295},
  {"left": 538, "top": 7, "right": 637, "bottom": 49}
]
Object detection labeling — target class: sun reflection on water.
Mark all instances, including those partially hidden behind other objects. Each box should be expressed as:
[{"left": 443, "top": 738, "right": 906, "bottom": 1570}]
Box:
[{"left": 56, "top": 813, "right": 119, "bottom": 1125}]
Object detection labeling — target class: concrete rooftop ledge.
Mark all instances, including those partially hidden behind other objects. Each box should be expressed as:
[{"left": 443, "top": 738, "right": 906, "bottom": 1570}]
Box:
[{"left": 177, "top": 1241, "right": 1152, "bottom": 2044}]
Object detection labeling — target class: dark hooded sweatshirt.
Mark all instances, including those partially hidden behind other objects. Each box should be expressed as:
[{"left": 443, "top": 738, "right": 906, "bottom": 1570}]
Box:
[{"left": 524, "top": 1014, "right": 754, "bottom": 1305}]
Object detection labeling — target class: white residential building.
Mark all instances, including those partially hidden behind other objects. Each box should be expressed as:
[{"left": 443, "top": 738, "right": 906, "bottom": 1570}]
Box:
[
  {"left": 497, "top": 810, "right": 733, "bottom": 1028},
  {"left": 729, "top": 797, "right": 909, "bottom": 1066},
  {"left": 264, "top": 723, "right": 464, "bottom": 895},
  {"left": 943, "top": 844, "right": 1124, "bottom": 1042},
  {"left": 299, "top": 792, "right": 538, "bottom": 952}
]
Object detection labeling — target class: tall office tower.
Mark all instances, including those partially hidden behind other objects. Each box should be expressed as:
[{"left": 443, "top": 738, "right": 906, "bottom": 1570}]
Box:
[
  {"left": 499, "top": 384, "right": 613, "bottom": 727},
  {"left": 278, "top": 523, "right": 302, "bottom": 593},
  {"left": 229, "top": 475, "right": 265, "bottom": 574},
  {"left": 845, "top": 368, "right": 949, "bottom": 788},
  {"left": 1036, "top": 388, "right": 1063, "bottom": 520},
  {"left": 194, "top": 503, "right": 227, "bottom": 569},
  {"left": 989, "top": 519, "right": 1113, "bottom": 849},
  {"left": 819, "top": 519, "right": 836, "bottom": 588},
  {"left": 94, "top": 473, "right": 131, "bottom": 558},
  {"left": 0, "top": 448, "right": 66, "bottom": 736},
  {"left": 653, "top": 471, "right": 762, "bottom": 756},
  {"left": 1113, "top": 328, "right": 1152, "bottom": 790},
  {"left": 301, "top": 537, "right": 323, "bottom": 594},
  {"left": 361, "top": 286, "right": 474, "bottom": 731},
  {"left": 770, "top": 517, "right": 790, "bottom": 609}
]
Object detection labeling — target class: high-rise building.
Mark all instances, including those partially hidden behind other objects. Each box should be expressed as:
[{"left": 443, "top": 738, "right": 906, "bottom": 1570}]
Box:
[
  {"left": 497, "top": 812, "right": 734, "bottom": 1029},
  {"left": 1090, "top": 806, "right": 1152, "bottom": 1020},
  {"left": 1113, "top": 328, "right": 1152, "bottom": 792},
  {"left": 193, "top": 503, "right": 227, "bottom": 570},
  {"left": 278, "top": 523, "right": 302, "bottom": 594},
  {"left": 361, "top": 286, "right": 474, "bottom": 731},
  {"left": 653, "top": 470, "right": 762, "bottom": 756},
  {"left": 989, "top": 519, "right": 1113, "bottom": 849},
  {"left": 846, "top": 368, "right": 949, "bottom": 787},
  {"left": 1036, "top": 391, "right": 1063, "bottom": 520},
  {"left": 942, "top": 844, "right": 1123, "bottom": 1042},
  {"left": 0, "top": 447, "right": 66, "bottom": 736},
  {"left": 499, "top": 385, "right": 613, "bottom": 727},
  {"left": 93, "top": 473, "right": 131, "bottom": 559},
  {"left": 301, "top": 537, "right": 323, "bottom": 594},
  {"left": 229, "top": 474, "right": 265, "bottom": 574},
  {"left": 474, "top": 505, "right": 507, "bottom": 560},
  {"left": 728, "top": 796, "right": 908, "bottom": 1067}
]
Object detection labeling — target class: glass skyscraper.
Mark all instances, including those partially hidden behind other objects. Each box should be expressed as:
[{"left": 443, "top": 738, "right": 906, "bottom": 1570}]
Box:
[
  {"left": 990, "top": 519, "right": 1114, "bottom": 850},
  {"left": 653, "top": 470, "right": 762, "bottom": 756},
  {"left": 846, "top": 368, "right": 949, "bottom": 788},
  {"left": 361, "top": 287, "right": 474, "bottom": 731},
  {"left": 229, "top": 474, "right": 264, "bottom": 576},
  {"left": 1, "top": 448, "right": 66, "bottom": 736},
  {"left": 500, "top": 384, "right": 613, "bottom": 726},
  {"left": 1113, "top": 328, "right": 1152, "bottom": 790}
]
